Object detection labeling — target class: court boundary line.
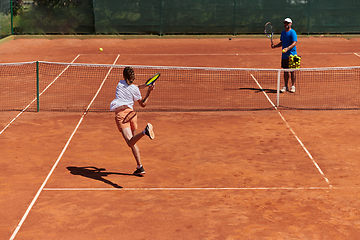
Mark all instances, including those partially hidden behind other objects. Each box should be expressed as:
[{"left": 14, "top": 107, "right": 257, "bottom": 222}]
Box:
[
  {"left": 250, "top": 74, "right": 277, "bottom": 109},
  {"left": 0, "top": 55, "right": 80, "bottom": 135},
  {"left": 43, "top": 187, "right": 337, "bottom": 191},
  {"left": 250, "top": 74, "right": 332, "bottom": 188},
  {"left": 276, "top": 113, "right": 332, "bottom": 187},
  {"left": 81, "top": 52, "right": 358, "bottom": 56},
  {"left": 9, "top": 55, "right": 121, "bottom": 240}
]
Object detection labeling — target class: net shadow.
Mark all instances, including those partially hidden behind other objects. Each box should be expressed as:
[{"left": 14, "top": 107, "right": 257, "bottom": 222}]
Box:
[{"left": 238, "top": 87, "right": 277, "bottom": 94}]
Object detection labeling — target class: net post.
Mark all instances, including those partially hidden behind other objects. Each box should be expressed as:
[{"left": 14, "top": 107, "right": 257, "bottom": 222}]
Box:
[
  {"left": 276, "top": 69, "right": 281, "bottom": 107},
  {"left": 36, "top": 61, "right": 40, "bottom": 112}
]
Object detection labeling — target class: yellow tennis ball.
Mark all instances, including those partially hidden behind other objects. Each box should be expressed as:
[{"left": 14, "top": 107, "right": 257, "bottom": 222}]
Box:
[
  {"left": 99, "top": 48, "right": 103, "bottom": 51},
  {"left": 282, "top": 49, "right": 286, "bottom": 53}
]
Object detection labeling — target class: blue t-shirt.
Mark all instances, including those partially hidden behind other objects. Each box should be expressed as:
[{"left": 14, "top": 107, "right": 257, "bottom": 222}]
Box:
[{"left": 280, "top": 29, "right": 297, "bottom": 59}]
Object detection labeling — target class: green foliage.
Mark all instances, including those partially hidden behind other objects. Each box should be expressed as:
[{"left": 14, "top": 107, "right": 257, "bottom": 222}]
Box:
[
  {"left": 16, "top": 0, "right": 94, "bottom": 34},
  {"left": 33, "top": 0, "right": 81, "bottom": 8},
  {"left": 0, "top": 13, "right": 12, "bottom": 36},
  {"left": 12, "top": 0, "right": 23, "bottom": 16}
]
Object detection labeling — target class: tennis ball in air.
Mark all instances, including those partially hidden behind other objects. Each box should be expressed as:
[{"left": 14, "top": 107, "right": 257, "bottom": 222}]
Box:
[{"left": 99, "top": 48, "right": 103, "bottom": 51}]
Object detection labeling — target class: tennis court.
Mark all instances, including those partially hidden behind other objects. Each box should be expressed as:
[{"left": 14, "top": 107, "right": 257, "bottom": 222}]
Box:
[{"left": 1, "top": 36, "right": 360, "bottom": 239}]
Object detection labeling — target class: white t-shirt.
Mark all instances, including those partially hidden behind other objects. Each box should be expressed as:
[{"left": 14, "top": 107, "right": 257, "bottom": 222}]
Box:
[{"left": 110, "top": 80, "right": 142, "bottom": 111}]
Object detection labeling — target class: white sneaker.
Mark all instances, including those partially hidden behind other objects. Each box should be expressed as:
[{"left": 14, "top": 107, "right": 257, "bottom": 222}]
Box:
[
  {"left": 290, "top": 86, "right": 296, "bottom": 93},
  {"left": 280, "top": 86, "right": 288, "bottom": 93},
  {"left": 144, "top": 123, "right": 155, "bottom": 140}
]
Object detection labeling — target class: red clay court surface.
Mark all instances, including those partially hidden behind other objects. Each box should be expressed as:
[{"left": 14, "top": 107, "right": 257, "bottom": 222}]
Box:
[{"left": 1, "top": 36, "right": 360, "bottom": 239}]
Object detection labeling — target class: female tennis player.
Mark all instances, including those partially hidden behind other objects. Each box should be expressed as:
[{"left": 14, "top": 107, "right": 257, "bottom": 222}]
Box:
[{"left": 110, "top": 67, "right": 155, "bottom": 175}]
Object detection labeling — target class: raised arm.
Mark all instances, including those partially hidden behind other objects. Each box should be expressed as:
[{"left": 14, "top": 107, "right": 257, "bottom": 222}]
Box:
[{"left": 137, "top": 85, "right": 155, "bottom": 108}]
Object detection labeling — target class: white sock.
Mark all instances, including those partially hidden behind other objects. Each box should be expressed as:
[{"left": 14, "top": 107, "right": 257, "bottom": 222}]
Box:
[{"left": 137, "top": 165, "right": 142, "bottom": 169}]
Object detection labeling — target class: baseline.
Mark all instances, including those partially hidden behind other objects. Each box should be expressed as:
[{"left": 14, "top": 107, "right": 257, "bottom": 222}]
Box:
[
  {"left": 81, "top": 52, "right": 357, "bottom": 56},
  {"left": 43, "top": 187, "right": 335, "bottom": 191}
]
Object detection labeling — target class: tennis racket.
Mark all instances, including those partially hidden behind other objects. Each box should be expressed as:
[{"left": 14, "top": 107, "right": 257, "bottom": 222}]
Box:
[
  {"left": 122, "top": 111, "right": 137, "bottom": 124},
  {"left": 145, "top": 72, "right": 161, "bottom": 86},
  {"left": 264, "top": 22, "right": 274, "bottom": 45}
]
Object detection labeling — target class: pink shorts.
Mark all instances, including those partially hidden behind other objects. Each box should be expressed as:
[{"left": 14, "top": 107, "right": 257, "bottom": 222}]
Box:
[{"left": 115, "top": 108, "right": 138, "bottom": 131}]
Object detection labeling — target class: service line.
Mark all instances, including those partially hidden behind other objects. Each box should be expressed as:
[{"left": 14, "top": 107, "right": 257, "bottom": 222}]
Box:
[{"left": 43, "top": 187, "right": 335, "bottom": 191}]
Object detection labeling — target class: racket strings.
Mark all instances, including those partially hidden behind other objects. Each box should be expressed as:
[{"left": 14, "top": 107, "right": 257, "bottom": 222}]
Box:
[
  {"left": 146, "top": 73, "right": 161, "bottom": 86},
  {"left": 264, "top": 23, "right": 274, "bottom": 37}
]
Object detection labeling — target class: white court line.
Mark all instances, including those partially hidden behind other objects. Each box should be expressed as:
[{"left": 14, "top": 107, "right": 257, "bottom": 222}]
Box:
[
  {"left": 0, "top": 55, "right": 80, "bottom": 135},
  {"left": 250, "top": 74, "right": 277, "bottom": 109},
  {"left": 277, "top": 113, "right": 332, "bottom": 187},
  {"left": 250, "top": 74, "right": 332, "bottom": 188},
  {"left": 81, "top": 52, "right": 357, "bottom": 56},
  {"left": 9, "top": 55, "right": 121, "bottom": 240},
  {"left": 43, "top": 187, "right": 335, "bottom": 191},
  {"left": 354, "top": 53, "right": 360, "bottom": 58}
]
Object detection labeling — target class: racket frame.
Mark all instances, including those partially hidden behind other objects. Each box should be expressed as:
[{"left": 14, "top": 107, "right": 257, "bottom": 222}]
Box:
[
  {"left": 264, "top": 22, "right": 274, "bottom": 45},
  {"left": 145, "top": 72, "right": 161, "bottom": 86}
]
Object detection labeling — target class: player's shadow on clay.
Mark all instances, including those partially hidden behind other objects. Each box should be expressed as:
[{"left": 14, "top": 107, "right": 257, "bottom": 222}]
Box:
[{"left": 67, "top": 166, "right": 143, "bottom": 189}]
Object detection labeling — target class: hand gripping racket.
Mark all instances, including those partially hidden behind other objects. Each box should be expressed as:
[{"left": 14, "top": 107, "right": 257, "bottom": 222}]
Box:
[
  {"left": 145, "top": 72, "right": 161, "bottom": 86},
  {"left": 264, "top": 22, "right": 274, "bottom": 45}
]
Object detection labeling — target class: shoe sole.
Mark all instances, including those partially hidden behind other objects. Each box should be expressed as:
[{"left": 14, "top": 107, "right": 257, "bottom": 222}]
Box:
[{"left": 147, "top": 123, "right": 155, "bottom": 140}]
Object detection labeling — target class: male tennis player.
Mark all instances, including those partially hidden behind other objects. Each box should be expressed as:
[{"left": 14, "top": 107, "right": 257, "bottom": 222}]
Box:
[
  {"left": 271, "top": 17, "right": 298, "bottom": 93},
  {"left": 110, "top": 67, "right": 155, "bottom": 175}
]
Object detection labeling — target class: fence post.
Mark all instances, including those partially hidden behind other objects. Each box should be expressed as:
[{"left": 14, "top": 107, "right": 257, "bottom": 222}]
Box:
[
  {"left": 36, "top": 61, "right": 40, "bottom": 112},
  {"left": 10, "top": 0, "right": 13, "bottom": 34},
  {"left": 159, "top": 0, "right": 162, "bottom": 36},
  {"left": 307, "top": 0, "right": 311, "bottom": 35},
  {"left": 233, "top": 0, "right": 236, "bottom": 35}
]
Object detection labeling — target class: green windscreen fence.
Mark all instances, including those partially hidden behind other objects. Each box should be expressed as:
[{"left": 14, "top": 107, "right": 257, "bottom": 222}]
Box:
[{"left": 9, "top": 0, "right": 360, "bottom": 35}]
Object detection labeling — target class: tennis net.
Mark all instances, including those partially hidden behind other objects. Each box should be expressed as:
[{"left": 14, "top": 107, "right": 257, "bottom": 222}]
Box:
[{"left": 1, "top": 61, "right": 359, "bottom": 112}]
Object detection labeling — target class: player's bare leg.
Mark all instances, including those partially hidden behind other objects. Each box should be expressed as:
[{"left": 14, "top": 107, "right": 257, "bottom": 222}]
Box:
[
  {"left": 121, "top": 127, "right": 143, "bottom": 166},
  {"left": 290, "top": 72, "right": 296, "bottom": 92},
  {"left": 281, "top": 72, "right": 290, "bottom": 92}
]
